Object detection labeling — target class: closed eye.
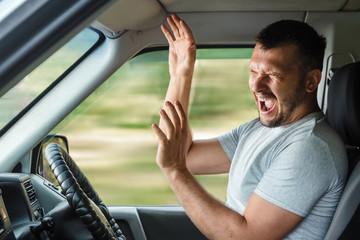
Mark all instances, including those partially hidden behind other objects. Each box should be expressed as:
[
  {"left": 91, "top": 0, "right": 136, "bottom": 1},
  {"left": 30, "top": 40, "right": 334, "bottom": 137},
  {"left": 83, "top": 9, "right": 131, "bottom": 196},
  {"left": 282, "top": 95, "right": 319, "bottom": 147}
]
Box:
[
  {"left": 268, "top": 72, "right": 283, "bottom": 79},
  {"left": 249, "top": 69, "right": 257, "bottom": 74}
]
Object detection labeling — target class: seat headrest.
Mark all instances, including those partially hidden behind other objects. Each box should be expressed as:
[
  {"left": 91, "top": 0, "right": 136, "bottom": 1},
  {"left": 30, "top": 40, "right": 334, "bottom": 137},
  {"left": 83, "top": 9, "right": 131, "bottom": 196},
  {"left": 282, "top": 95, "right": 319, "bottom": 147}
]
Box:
[{"left": 327, "top": 62, "right": 360, "bottom": 147}]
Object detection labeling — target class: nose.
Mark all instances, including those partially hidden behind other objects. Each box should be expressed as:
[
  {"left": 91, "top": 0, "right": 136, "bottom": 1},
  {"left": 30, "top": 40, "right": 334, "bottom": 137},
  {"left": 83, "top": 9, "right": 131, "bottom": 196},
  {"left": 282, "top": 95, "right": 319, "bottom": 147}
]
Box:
[{"left": 249, "top": 72, "right": 269, "bottom": 93}]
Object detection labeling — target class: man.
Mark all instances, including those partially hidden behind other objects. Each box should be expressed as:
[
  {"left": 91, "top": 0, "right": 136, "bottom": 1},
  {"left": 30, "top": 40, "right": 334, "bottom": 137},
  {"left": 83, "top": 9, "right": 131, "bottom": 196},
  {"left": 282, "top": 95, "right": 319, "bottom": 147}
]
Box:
[{"left": 152, "top": 14, "right": 348, "bottom": 239}]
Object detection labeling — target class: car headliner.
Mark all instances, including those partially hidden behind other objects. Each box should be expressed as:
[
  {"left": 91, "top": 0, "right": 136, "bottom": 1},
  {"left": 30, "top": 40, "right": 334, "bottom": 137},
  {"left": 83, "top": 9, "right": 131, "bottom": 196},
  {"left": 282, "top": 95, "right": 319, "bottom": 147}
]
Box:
[{"left": 95, "top": 0, "right": 360, "bottom": 36}]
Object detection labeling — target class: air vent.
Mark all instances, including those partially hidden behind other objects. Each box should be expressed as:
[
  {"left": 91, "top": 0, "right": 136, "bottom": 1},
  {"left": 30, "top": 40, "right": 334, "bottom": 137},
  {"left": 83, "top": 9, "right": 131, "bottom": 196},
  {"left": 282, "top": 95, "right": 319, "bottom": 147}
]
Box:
[{"left": 23, "top": 180, "right": 39, "bottom": 209}]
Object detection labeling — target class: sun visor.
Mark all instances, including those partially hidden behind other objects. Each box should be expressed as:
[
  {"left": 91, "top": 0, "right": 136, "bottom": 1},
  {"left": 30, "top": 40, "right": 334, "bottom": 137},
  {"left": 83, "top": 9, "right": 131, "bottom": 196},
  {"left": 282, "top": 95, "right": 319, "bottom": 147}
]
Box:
[{"left": 94, "top": 0, "right": 166, "bottom": 38}]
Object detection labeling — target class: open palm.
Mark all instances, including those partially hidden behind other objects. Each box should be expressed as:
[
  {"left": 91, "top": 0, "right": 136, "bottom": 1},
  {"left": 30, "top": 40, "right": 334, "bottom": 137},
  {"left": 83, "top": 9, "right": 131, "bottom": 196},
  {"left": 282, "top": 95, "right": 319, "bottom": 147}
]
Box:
[{"left": 161, "top": 14, "right": 196, "bottom": 78}]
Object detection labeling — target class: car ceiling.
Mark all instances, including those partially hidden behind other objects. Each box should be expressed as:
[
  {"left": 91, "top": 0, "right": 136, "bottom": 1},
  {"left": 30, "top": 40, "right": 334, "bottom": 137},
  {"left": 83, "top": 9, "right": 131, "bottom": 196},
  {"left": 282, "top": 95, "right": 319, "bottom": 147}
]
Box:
[{"left": 96, "top": 0, "right": 360, "bottom": 35}]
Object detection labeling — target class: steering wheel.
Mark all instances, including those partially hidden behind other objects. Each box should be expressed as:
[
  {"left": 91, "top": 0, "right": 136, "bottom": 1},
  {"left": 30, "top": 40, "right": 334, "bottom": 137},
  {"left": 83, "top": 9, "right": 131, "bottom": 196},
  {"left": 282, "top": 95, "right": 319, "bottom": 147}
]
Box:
[{"left": 45, "top": 143, "right": 126, "bottom": 240}]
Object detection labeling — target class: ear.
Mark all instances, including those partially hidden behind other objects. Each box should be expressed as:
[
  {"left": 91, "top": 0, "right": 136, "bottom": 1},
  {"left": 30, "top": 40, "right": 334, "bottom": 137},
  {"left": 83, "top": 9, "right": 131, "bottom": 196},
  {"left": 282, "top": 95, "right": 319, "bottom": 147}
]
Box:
[{"left": 305, "top": 69, "right": 321, "bottom": 93}]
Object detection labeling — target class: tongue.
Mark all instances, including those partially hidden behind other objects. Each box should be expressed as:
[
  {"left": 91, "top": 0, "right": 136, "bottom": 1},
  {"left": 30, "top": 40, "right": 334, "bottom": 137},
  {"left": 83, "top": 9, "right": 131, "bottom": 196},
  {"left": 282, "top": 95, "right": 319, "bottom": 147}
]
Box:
[
  {"left": 262, "top": 103, "right": 268, "bottom": 111},
  {"left": 264, "top": 98, "right": 275, "bottom": 110}
]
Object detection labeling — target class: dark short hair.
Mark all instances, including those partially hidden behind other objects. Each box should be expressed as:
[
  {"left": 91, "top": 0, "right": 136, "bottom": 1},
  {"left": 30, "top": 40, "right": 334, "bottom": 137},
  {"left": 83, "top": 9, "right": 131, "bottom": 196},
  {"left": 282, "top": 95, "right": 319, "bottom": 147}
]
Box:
[{"left": 255, "top": 20, "right": 326, "bottom": 72}]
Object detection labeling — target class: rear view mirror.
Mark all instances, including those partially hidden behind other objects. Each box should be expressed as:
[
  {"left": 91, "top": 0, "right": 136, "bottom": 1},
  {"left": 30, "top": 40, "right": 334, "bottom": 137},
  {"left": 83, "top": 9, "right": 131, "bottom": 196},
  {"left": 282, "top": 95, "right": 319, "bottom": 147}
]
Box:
[
  {"left": 35, "top": 134, "right": 69, "bottom": 186},
  {"left": 42, "top": 134, "right": 69, "bottom": 153}
]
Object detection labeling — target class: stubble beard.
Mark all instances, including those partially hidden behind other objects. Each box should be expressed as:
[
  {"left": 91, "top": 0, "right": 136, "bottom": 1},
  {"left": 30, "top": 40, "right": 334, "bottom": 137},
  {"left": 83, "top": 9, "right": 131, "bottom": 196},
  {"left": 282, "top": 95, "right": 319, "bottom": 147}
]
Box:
[{"left": 259, "top": 83, "right": 306, "bottom": 128}]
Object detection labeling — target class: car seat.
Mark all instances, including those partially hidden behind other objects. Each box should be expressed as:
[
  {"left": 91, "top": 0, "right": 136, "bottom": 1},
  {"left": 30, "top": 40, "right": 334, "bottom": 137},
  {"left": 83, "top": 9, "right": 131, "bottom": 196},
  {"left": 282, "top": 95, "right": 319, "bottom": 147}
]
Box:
[{"left": 324, "top": 61, "right": 360, "bottom": 240}]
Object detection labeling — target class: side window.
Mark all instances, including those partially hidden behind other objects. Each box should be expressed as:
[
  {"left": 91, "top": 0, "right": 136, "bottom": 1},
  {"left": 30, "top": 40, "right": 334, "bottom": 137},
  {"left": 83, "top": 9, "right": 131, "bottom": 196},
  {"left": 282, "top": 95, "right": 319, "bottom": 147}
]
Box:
[
  {"left": 43, "top": 48, "right": 257, "bottom": 205},
  {"left": 0, "top": 28, "right": 100, "bottom": 132}
]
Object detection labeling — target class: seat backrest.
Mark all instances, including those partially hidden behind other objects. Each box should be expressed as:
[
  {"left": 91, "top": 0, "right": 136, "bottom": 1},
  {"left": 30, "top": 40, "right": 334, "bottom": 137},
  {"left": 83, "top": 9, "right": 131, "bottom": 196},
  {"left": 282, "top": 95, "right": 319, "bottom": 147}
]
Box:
[{"left": 324, "top": 62, "right": 360, "bottom": 240}]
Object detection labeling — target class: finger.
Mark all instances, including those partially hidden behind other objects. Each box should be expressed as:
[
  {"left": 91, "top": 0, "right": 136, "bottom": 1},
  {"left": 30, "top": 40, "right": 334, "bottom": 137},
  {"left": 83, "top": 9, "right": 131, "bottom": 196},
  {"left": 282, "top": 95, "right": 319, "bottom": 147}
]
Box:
[
  {"left": 171, "top": 14, "right": 184, "bottom": 38},
  {"left": 165, "top": 101, "right": 181, "bottom": 133},
  {"left": 152, "top": 123, "right": 167, "bottom": 142},
  {"left": 161, "top": 24, "right": 175, "bottom": 43},
  {"left": 172, "top": 13, "right": 181, "bottom": 22},
  {"left": 160, "top": 109, "right": 175, "bottom": 138},
  {"left": 180, "top": 20, "right": 194, "bottom": 40},
  {"left": 175, "top": 101, "right": 189, "bottom": 131},
  {"left": 167, "top": 16, "right": 180, "bottom": 39}
]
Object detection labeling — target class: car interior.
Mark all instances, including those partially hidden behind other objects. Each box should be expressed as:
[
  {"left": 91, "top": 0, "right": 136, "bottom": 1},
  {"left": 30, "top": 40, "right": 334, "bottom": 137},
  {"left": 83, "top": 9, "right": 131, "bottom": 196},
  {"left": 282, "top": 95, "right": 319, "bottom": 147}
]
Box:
[{"left": 0, "top": 0, "right": 359, "bottom": 239}]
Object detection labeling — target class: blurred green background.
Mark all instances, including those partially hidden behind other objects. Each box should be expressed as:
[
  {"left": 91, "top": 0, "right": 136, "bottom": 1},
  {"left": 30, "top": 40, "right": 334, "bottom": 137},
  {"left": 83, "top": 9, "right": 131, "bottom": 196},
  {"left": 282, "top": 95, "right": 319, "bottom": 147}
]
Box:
[
  {"left": 13, "top": 29, "right": 258, "bottom": 206},
  {"left": 52, "top": 48, "right": 258, "bottom": 205}
]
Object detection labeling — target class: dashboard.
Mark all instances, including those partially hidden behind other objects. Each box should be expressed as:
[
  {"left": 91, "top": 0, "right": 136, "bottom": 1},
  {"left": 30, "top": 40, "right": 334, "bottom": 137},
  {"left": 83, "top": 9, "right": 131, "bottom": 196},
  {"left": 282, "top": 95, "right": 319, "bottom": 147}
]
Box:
[
  {"left": 0, "top": 172, "right": 207, "bottom": 240},
  {"left": 0, "top": 173, "right": 64, "bottom": 240},
  {"left": 0, "top": 188, "right": 14, "bottom": 240}
]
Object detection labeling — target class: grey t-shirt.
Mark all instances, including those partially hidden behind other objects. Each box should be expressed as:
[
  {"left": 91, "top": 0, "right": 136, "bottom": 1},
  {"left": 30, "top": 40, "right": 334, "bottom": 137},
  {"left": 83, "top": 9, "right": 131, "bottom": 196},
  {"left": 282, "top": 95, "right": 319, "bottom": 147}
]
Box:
[{"left": 218, "top": 112, "right": 348, "bottom": 239}]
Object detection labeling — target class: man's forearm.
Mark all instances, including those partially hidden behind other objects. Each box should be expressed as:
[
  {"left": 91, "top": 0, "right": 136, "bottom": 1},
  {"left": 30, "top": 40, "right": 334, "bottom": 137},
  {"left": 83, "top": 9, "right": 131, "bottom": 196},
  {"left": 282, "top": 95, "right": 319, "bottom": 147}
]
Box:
[
  {"left": 164, "top": 76, "right": 193, "bottom": 115},
  {"left": 160, "top": 75, "right": 194, "bottom": 151},
  {"left": 159, "top": 14, "right": 196, "bottom": 156},
  {"left": 162, "top": 168, "right": 248, "bottom": 240}
]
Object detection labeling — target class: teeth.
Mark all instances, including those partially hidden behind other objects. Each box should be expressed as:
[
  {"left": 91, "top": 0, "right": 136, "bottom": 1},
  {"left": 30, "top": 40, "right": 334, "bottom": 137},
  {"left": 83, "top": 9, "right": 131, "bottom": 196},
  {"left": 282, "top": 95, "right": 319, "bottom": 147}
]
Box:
[{"left": 258, "top": 97, "right": 268, "bottom": 102}]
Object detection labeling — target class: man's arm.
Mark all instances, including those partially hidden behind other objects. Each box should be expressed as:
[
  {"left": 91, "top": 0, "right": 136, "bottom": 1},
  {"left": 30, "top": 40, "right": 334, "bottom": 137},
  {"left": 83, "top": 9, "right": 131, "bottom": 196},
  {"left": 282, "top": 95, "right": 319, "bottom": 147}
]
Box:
[
  {"left": 187, "top": 139, "right": 231, "bottom": 174},
  {"left": 152, "top": 102, "right": 303, "bottom": 240},
  {"left": 160, "top": 14, "right": 230, "bottom": 174}
]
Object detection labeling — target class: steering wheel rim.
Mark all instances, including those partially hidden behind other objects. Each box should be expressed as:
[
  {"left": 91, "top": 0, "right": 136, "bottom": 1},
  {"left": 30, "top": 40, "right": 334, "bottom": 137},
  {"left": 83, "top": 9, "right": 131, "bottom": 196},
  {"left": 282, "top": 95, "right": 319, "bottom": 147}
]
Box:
[{"left": 45, "top": 143, "right": 126, "bottom": 240}]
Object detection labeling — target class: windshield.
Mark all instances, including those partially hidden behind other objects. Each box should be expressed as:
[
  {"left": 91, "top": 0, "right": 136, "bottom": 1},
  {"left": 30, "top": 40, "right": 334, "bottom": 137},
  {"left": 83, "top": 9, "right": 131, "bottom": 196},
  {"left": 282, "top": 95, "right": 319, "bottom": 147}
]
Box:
[
  {"left": 42, "top": 47, "right": 257, "bottom": 205},
  {"left": 0, "top": 28, "right": 100, "bottom": 133}
]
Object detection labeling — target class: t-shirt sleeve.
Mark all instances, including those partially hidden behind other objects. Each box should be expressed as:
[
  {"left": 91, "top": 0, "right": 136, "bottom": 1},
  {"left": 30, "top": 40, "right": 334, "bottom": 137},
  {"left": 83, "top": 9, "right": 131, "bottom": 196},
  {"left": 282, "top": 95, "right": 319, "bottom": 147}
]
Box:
[
  {"left": 217, "top": 120, "right": 259, "bottom": 161},
  {"left": 254, "top": 139, "right": 335, "bottom": 217},
  {"left": 217, "top": 127, "right": 241, "bottom": 161}
]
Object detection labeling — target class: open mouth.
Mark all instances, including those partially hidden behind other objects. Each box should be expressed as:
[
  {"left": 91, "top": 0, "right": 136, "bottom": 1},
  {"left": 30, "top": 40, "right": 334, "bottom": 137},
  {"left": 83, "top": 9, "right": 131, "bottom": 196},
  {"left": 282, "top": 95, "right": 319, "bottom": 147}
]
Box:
[{"left": 258, "top": 97, "right": 276, "bottom": 115}]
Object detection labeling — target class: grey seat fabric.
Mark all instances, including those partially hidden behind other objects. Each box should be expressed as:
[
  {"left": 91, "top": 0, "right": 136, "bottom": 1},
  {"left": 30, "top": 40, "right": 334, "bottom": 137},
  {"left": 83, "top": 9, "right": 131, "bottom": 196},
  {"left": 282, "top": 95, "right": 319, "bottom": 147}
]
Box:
[{"left": 324, "top": 62, "right": 360, "bottom": 240}]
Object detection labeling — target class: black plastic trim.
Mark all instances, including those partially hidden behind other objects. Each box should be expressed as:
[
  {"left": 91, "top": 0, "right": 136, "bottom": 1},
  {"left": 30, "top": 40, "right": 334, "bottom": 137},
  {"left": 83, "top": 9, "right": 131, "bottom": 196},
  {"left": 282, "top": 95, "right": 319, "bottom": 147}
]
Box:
[
  {"left": 0, "top": 0, "right": 115, "bottom": 97},
  {"left": 135, "top": 44, "right": 255, "bottom": 57}
]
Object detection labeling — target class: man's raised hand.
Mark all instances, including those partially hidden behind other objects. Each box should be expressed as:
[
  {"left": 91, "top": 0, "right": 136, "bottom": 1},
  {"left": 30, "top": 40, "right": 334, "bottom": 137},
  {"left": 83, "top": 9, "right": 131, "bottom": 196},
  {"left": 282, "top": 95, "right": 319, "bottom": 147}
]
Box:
[{"left": 161, "top": 14, "right": 196, "bottom": 79}]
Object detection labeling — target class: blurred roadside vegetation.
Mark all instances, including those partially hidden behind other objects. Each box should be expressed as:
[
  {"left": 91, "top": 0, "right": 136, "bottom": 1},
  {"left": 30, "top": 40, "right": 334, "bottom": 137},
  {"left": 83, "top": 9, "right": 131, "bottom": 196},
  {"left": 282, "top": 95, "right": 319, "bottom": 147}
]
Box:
[
  {"left": 0, "top": 29, "right": 99, "bottom": 129},
  {"left": 15, "top": 28, "right": 258, "bottom": 205},
  {"left": 52, "top": 48, "right": 258, "bottom": 205}
]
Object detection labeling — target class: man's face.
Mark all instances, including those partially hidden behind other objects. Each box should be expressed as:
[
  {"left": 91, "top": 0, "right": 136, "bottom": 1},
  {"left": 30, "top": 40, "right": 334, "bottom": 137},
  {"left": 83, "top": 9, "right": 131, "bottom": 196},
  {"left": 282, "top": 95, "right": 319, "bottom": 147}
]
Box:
[{"left": 249, "top": 44, "right": 308, "bottom": 127}]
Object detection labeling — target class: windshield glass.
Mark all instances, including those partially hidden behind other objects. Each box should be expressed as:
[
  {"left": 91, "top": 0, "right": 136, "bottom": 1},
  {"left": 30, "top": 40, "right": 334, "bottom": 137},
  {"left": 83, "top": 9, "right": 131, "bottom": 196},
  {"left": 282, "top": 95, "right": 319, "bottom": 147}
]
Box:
[
  {"left": 42, "top": 47, "right": 257, "bottom": 205},
  {"left": 0, "top": 28, "right": 100, "bottom": 132}
]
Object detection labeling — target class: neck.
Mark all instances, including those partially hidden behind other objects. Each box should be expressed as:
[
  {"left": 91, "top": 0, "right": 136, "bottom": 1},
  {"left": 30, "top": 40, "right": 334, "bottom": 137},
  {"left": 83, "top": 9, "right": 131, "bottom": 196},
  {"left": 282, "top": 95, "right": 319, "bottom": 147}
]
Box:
[{"left": 288, "top": 96, "right": 321, "bottom": 125}]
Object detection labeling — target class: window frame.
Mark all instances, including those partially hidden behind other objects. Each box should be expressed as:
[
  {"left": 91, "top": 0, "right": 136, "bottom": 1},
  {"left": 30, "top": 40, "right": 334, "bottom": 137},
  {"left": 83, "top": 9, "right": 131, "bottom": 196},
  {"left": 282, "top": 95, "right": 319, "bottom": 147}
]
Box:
[{"left": 136, "top": 44, "right": 255, "bottom": 57}]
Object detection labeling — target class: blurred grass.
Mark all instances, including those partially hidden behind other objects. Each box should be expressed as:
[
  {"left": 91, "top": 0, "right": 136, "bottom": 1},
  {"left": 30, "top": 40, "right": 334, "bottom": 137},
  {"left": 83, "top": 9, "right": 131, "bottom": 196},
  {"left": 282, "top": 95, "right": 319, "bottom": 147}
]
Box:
[{"left": 53, "top": 49, "right": 258, "bottom": 205}]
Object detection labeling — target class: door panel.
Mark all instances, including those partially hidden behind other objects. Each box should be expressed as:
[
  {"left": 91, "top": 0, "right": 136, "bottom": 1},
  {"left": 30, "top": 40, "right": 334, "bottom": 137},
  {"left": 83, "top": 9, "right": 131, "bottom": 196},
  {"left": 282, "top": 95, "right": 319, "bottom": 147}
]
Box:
[{"left": 110, "top": 206, "right": 208, "bottom": 240}]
